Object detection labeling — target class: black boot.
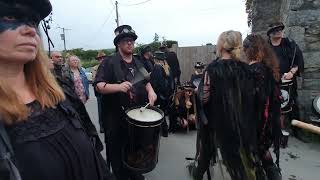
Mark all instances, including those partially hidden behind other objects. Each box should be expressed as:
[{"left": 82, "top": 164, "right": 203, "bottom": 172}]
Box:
[{"left": 265, "top": 164, "right": 282, "bottom": 180}]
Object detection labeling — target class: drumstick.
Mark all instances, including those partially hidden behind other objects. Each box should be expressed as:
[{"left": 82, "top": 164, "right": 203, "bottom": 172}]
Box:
[
  {"left": 140, "top": 103, "right": 150, "bottom": 112},
  {"left": 291, "top": 120, "right": 320, "bottom": 135}
]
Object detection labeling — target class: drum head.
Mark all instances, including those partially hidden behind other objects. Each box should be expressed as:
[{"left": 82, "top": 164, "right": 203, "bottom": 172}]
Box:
[
  {"left": 281, "top": 89, "right": 290, "bottom": 108},
  {"left": 126, "top": 106, "right": 164, "bottom": 127},
  {"left": 313, "top": 95, "right": 320, "bottom": 115},
  {"left": 281, "top": 79, "right": 292, "bottom": 83}
]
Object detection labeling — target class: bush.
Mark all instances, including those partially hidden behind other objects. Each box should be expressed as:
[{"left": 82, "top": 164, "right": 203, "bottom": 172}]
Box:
[
  {"left": 63, "top": 48, "right": 114, "bottom": 61},
  {"left": 81, "top": 59, "right": 99, "bottom": 69},
  {"left": 166, "top": 40, "right": 178, "bottom": 48}
]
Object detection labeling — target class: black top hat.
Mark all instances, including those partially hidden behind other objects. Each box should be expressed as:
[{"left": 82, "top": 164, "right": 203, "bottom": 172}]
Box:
[
  {"left": 194, "top": 62, "right": 205, "bottom": 69},
  {"left": 113, "top": 25, "right": 138, "bottom": 46},
  {"left": 140, "top": 45, "right": 151, "bottom": 56},
  {"left": 267, "top": 22, "right": 285, "bottom": 36},
  {"left": 154, "top": 51, "right": 166, "bottom": 60},
  {"left": 0, "top": 0, "right": 52, "bottom": 20}
]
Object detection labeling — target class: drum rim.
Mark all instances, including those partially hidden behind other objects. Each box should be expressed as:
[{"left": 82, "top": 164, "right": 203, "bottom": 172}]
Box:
[
  {"left": 313, "top": 95, "right": 320, "bottom": 115},
  {"left": 125, "top": 106, "right": 164, "bottom": 126}
]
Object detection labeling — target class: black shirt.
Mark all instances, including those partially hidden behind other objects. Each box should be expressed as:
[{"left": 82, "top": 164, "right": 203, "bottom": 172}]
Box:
[
  {"left": 271, "top": 38, "right": 304, "bottom": 76},
  {"left": 273, "top": 45, "right": 290, "bottom": 75},
  {"left": 140, "top": 57, "right": 154, "bottom": 73}
]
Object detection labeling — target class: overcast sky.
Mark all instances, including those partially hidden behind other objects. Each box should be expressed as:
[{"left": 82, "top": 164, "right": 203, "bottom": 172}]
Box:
[{"left": 43, "top": 0, "right": 250, "bottom": 51}]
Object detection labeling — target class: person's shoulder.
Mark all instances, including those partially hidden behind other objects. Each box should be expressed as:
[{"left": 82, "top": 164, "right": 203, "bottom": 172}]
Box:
[{"left": 282, "top": 37, "right": 296, "bottom": 47}]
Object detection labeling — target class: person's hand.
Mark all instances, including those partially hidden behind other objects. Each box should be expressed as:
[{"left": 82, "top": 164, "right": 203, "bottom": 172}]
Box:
[
  {"left": 148, "top": 91, "right": 157, "bottom": 106},
  {"left": 283, "top": 72, "right": 294, "bottom": 80},
  {"left": 118, "top": 81, "right": 132, "bottom": 93}
]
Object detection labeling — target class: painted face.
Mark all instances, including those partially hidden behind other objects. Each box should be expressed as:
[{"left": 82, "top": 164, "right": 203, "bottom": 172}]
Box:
[
  {"left": 0, "top": 4, "right": 41, "bottom": 63},
  {"left": 270, "top": 27, "right": 284, "bottom": 39},
  {"left": 0, "top": 4, "right": 41, "bottom": 34}
]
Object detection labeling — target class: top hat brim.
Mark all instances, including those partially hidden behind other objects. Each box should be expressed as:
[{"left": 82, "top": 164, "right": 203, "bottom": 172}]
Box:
[
  {"left": 267, "top": 25, "right": 285, "bottom": 36},
  {"left": 113, "top": 33, "right": 138, "bottom": 46}
]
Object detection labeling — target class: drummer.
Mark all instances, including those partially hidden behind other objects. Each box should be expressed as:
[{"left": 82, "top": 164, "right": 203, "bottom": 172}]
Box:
[
  {"left": 94, "top": 25, "right": 157, "bottom": 180},
  {"left": 267, "top": 22, "right": 306, "bottom": 141}
]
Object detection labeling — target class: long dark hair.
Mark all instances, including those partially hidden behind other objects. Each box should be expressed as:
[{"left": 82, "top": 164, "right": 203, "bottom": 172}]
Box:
[{"left": 243, "top": 34, "right": 280, "bottom": 81}]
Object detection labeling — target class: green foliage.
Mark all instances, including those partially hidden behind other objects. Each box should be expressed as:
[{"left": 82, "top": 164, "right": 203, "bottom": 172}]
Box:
[
  {"left": 153, "top": 33, "right": 159, "bottom": 42},
  {"left": 149, "top": 41, "right": 162, "bottom": 52},
  {"left": 134, "top": 43, "right": 145, "bottom": 54},
  {"left": 81, "top": 59, "right": 99, "bottom": 69},
  {"left": 63, "top": 48, "right": 114, "bottom": 62},
  {"left": 166, "top": 40, "right": 178, "bottom": 48}
]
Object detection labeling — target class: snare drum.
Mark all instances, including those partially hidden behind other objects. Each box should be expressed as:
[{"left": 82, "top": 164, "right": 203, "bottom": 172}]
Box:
[
  {"left": 123, "top": 106, "right": 164, "bottom": 174},
  {"left": 280, "top": 79, "right": 294, "bottom": 114}
]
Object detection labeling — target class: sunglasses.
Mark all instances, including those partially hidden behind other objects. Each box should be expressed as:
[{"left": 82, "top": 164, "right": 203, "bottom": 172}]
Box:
[{"left": 120, "top": 37, "right": 135, "bottom": 43}]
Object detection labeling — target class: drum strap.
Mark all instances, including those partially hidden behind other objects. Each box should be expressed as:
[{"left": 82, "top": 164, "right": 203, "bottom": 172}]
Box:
[{"left": 289, "top": 43, "right": 297, "bottom": 69}]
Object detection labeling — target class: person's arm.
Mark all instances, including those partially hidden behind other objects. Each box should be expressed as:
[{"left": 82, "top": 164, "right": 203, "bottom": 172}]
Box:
[
  {"left": 96, "top": 81, "right": 131, "bottom": 94},
  {"left": 291, "top": 43, "right": 304, "bottom": 76},
  {"left": 202, "top": 71, "right": 211, "bottom": 104},
  {"left": 146, "top": 82, "right": 157, "bottom": 106},
  {"left": 284, "top": 40, "right": 304, "bottom": 79},
  {"left": 94, "top": 59, "right": 132, "bottom": 95}
]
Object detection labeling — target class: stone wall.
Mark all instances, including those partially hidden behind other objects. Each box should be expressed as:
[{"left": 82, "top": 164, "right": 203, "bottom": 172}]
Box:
[
  {"left": 250, "top": 0, "right": 320, "bottom": 120},
  {"left": 170, "top": 44, "right": 216, "bottom": 83}
]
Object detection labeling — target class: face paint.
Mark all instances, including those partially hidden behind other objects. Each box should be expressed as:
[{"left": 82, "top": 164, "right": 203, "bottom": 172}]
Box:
[
  {"left": 0, "top": 3, "right": 41, "bottom": 33},
  {"left": 0, "top": 18, "right": 39, "bottom": 33}
]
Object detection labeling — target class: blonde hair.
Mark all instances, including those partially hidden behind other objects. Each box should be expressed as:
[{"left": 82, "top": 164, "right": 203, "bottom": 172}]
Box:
[
  {"left": 216, "top": 30, "right": 242, "bottom": 60},
  {"left": 0, "top": 47, "right": 65, "bottom": 124},
  {"left": 67, "top": 55, "right": 81, "bottom": 68},
  {"left": 154, "top": 59, "right": 170, "bottom": 77}
]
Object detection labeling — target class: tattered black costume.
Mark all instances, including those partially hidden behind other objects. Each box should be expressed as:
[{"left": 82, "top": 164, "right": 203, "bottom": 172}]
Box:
[
  {"left": 191, "top": 59, "right": 259, "bottom": 180},
  {"left": 250, "top": 62, "right": 282, "bottom": 179},
  {"left": 270, "top": 37, "right": 304, "bottom": 130}
]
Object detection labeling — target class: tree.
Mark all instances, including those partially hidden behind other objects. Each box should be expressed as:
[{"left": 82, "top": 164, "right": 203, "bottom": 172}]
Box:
[
  {"left": 165, "top": 40, "right": 178, "bottom": 48},
  {"left": 153, "top": 33, "right": 159, "bottom": 42}
]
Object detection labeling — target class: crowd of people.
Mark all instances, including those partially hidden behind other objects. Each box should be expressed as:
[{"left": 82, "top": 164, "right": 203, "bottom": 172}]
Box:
[{"left": 0, "top": 0, "right": 305, "bottom": 180}]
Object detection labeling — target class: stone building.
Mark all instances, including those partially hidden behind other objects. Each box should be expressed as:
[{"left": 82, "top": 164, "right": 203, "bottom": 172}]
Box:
[{"left": 249, "top": 0, "right": 320, "bottom": 121}]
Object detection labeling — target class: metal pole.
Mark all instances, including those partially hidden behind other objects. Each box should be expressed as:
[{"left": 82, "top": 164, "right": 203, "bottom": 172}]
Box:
[
  {"left": 115, "top": 1, "right": 119, "bottom": 27},
  {"left": 57, "top": 26, "right": 71, "bottom": 51},
  {"left": 63, "top": 28, "right": 66, "bottom": 51}
]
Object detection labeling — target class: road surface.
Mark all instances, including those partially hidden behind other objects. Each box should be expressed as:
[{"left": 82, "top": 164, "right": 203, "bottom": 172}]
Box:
[{"left": 86, "top": 87, "right": 320, "bottom": 180}]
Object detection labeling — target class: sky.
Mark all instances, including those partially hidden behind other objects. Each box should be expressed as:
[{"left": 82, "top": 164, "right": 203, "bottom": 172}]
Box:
[{"left": 43, "top": 0, "right": 250, "bottom": 51}]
